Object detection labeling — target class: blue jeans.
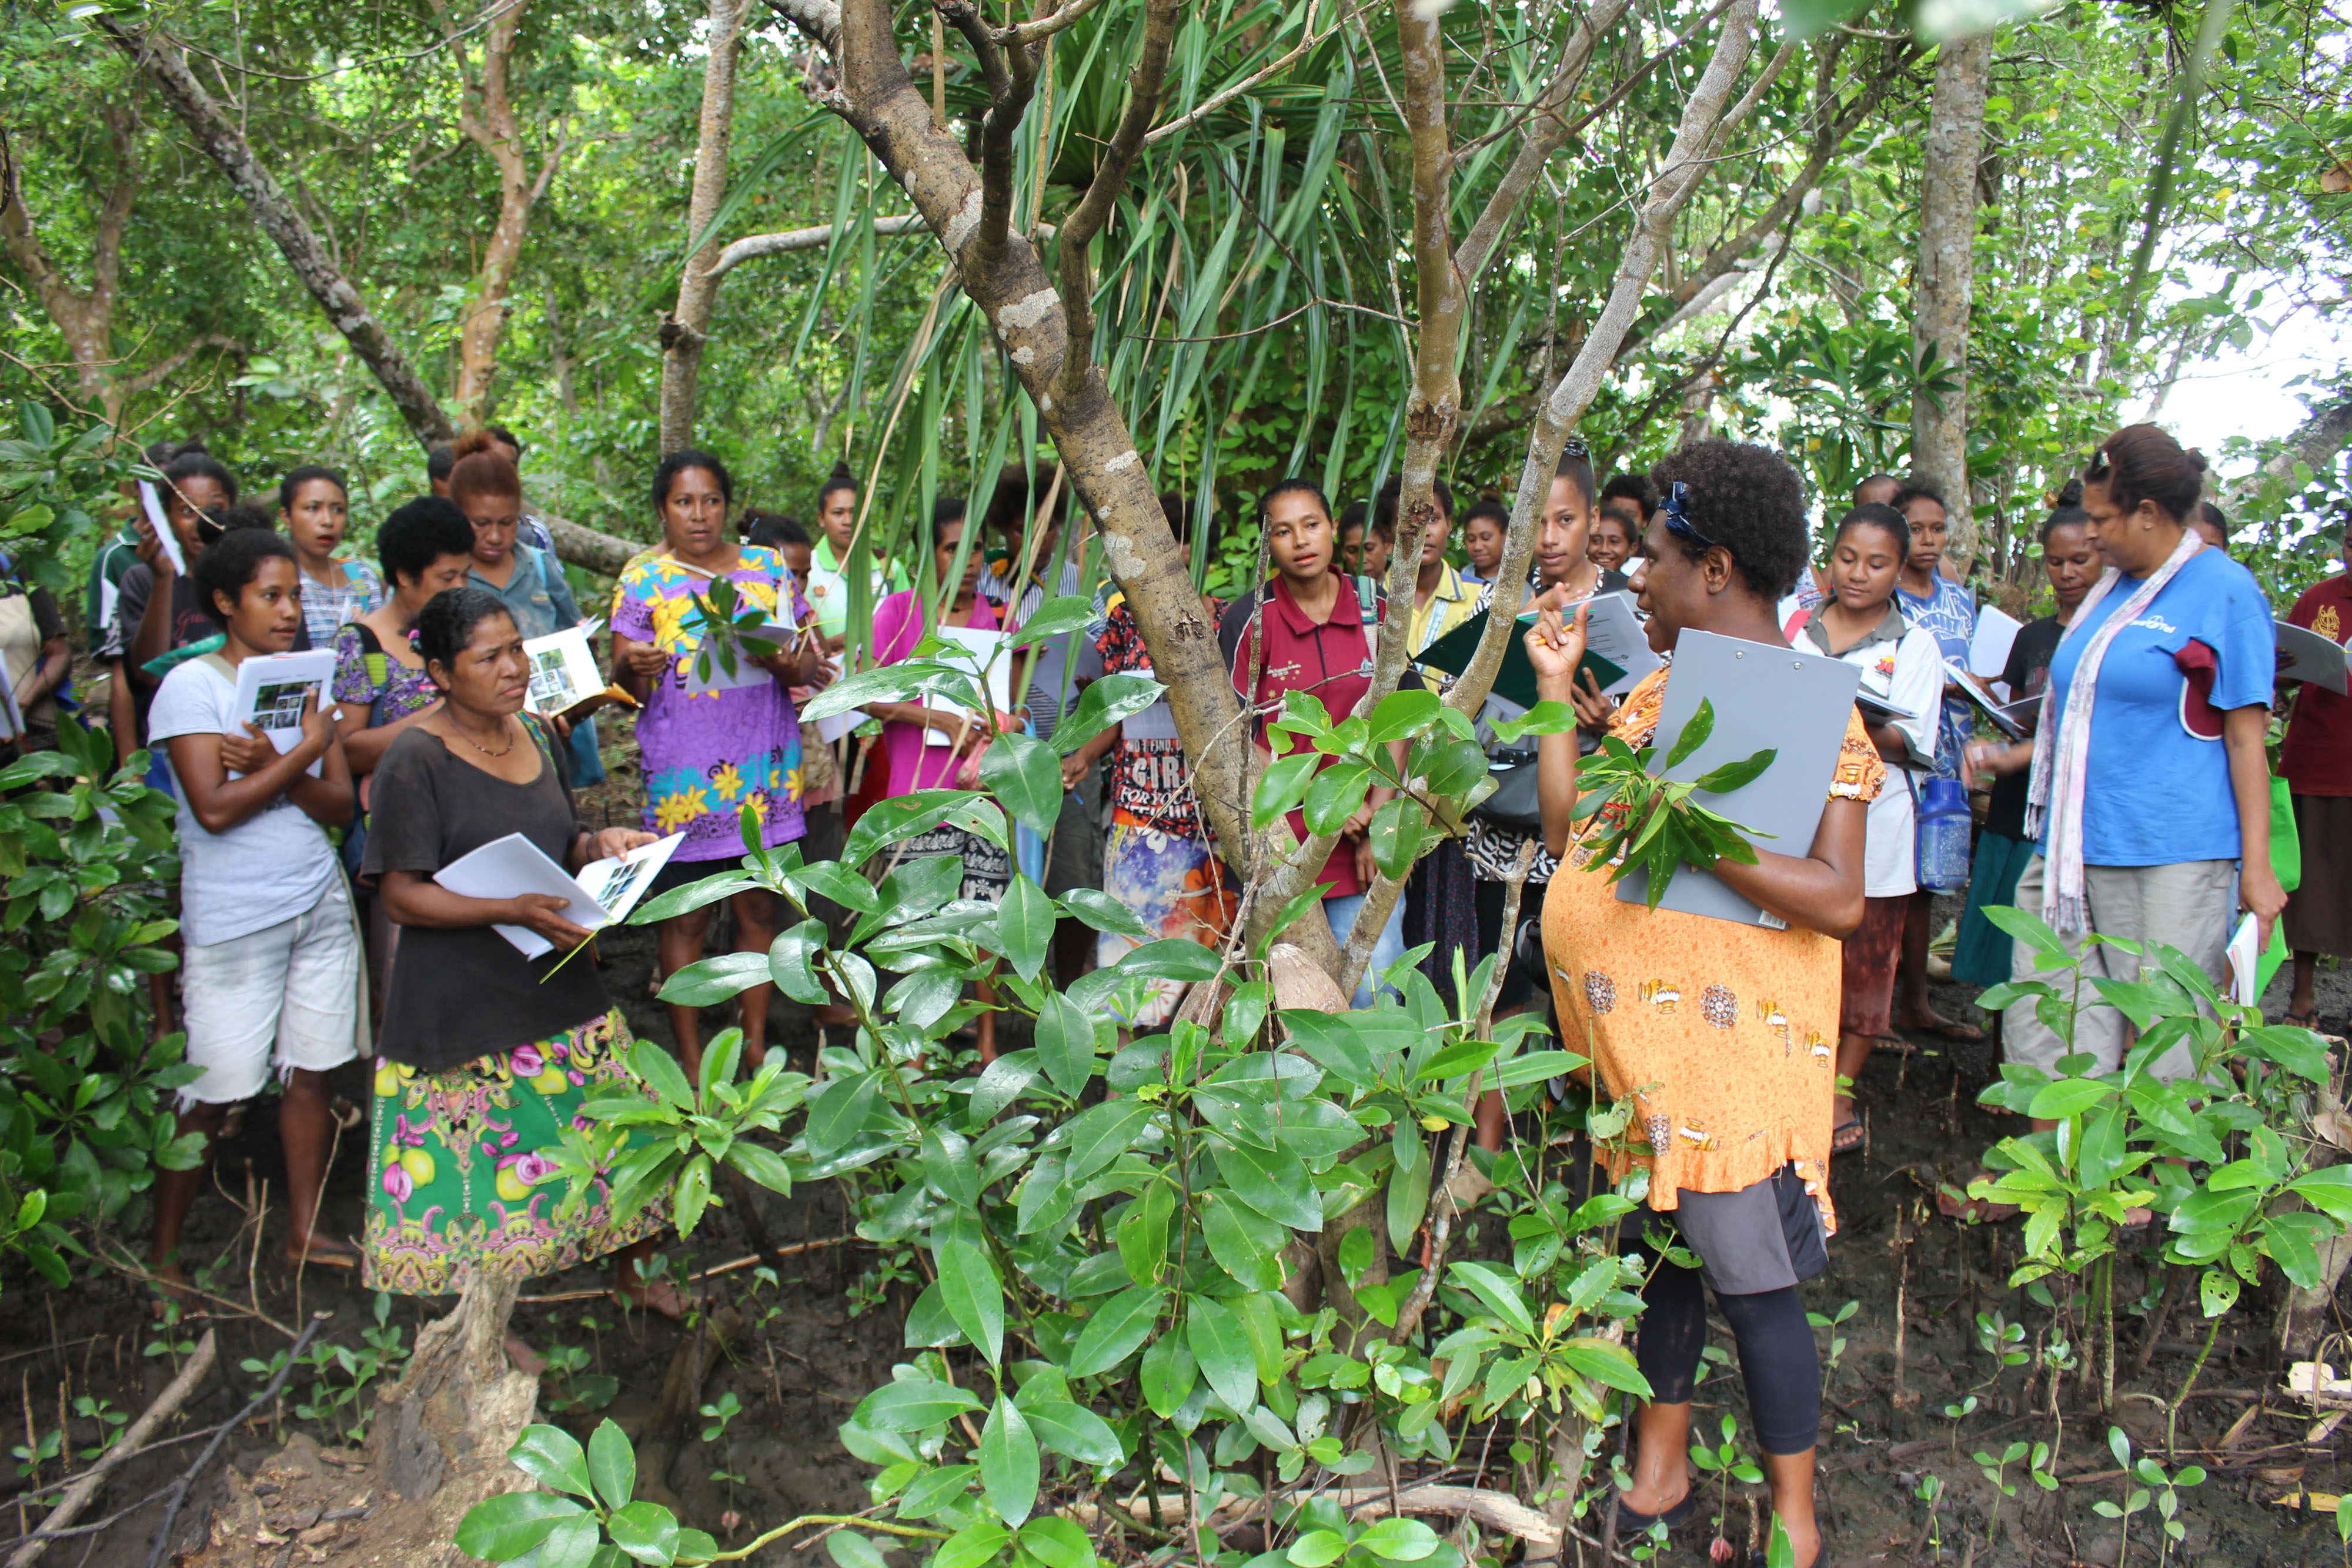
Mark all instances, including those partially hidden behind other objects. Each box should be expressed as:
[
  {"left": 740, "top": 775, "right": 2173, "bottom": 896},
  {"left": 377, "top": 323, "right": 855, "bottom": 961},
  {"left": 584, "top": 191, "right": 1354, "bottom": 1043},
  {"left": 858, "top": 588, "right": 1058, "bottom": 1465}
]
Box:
[{"left": 1324, "top": 891, "right": 1406, "bottom": 1009}]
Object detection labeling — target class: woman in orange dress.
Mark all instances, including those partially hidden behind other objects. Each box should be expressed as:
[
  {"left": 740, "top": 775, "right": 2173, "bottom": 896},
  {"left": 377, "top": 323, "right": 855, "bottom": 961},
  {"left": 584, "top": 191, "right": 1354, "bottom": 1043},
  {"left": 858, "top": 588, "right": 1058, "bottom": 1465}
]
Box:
[{"left": 1525, "top": 440, "right": 1881, "bottom": 1568}]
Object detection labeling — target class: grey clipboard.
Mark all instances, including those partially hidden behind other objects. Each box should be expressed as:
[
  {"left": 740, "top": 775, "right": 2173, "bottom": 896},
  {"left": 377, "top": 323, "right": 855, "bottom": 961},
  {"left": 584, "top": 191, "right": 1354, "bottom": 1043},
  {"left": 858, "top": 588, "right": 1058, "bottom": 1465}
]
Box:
[{"left": 1611, "top": 629, "right": 1863, "bottom": 927}]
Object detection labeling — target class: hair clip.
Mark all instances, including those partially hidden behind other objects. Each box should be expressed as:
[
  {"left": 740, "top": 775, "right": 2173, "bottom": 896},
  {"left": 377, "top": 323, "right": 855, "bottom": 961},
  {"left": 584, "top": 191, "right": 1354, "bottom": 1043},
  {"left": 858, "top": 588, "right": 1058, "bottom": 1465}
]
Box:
[{"left": 1562, "top": 437, "right": 1591, "bottom": 459}]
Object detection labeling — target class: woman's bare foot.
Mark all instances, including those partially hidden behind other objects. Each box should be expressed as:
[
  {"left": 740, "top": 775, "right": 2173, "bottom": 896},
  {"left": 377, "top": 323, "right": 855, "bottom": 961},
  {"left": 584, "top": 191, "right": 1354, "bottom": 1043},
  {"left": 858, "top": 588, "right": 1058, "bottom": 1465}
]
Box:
[
  {"left": 614, "top": 1263, "right": 690, "bottom": 1319},
  {"left": 505, "top": 1334, "right": 548, "bottom": 1375},
  {"left": 1899, "top": 1006, "right": 1980, "bottom": 1042},
  {"left": 147, "top": 1260, "right": 196, "bottom": 1317}
]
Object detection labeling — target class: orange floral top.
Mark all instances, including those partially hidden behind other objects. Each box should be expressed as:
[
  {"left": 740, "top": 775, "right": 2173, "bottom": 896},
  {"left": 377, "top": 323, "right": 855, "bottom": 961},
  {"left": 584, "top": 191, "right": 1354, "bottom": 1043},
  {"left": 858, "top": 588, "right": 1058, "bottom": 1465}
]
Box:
[{"left": 1541, "top": 666, "right": 1884, "bottom": 1233}]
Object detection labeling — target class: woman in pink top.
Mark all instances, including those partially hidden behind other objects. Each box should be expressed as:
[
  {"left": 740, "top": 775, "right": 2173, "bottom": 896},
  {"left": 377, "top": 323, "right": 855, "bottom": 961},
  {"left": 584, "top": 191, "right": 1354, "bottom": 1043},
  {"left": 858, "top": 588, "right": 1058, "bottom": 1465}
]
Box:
[{"left": 861, "top": 499, "right": 1018, "bottom": 1059}]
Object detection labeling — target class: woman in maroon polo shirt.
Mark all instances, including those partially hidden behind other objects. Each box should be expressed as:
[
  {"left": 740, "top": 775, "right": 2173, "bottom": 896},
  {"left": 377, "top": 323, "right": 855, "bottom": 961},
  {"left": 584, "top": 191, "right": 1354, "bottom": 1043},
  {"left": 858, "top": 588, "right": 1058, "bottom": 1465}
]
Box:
[
  {"left": 1217, "top": 480, "right": 1408, "bottom": 1004},
  {"left": 2280, "top": 513, "right": 2352, "bottom": 1027}
]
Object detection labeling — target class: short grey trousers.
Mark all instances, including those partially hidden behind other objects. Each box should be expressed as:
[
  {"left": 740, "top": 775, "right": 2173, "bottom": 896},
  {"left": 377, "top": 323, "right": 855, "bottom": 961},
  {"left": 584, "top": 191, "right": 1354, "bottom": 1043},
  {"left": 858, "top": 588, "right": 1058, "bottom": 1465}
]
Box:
[{"left": 2003, "top": 854, "right": 2234, "bottom": 1082}]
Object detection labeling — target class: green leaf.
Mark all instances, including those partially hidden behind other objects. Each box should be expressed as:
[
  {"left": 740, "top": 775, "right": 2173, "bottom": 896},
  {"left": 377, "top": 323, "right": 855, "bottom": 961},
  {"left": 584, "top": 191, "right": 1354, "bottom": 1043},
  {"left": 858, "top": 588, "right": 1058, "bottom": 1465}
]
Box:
[
  {"left": 980, "top": 731, "right": 1064, "bottom": 836},
  {"left": 1211, "top": 1139, "right": 1322, "bottom": 1231},
  {"left": 630, "top": 1042, "right": 698, "bottom": 1111},
  {"left": 1185, "top": 1294, "right": 1258, "bottom": 1414},
  {"left": 1251, "top": 752, "right": 1321, "bottom": 829},
  {"left": 1139, "top": 1331, "right": 1198, "bottom": 1416},
  {"left": 855, "top": 1378, "right": 984, "bottom": 1432},
  {"left": 997, "top": 875, "right": 1054, "bottom": 983},
  {"left": 455, "top": 1492, "right": 592, "bottom": 1560},
  {"left": 1446, "top": 1261, "right": 1534, "bottom": 1335},
  {"left": 938, "top": 1238, "right": 1005, "bottom": 1366},
  {"left": 978, "top": 1396, "right": 1040, "bottom": 1526},
  {"left": 606, "top": 1501, "right": 681, "bottom": 1566},
  {"left": 507, "top": 1424, "right": 594, "bottom": 1499},
  {"left": 767, "top": 920, "right": 831, "bottom": 1006},
  {"left": 1064, "top": 1097, "right": 1154, "bottom": 1182},
  {"left": 1368, "top": 795, "right": 1418, "bottom": 881},
  {"left": 1663, "top": 698, "right": 1716, "bottom": 770},
  {"left": 1111, "top": 939, "right": 1222, "bottom": 982},
  {"left": 587, "top": 1418, "right": 637, "bottom": 1510},
  {"left": 828, "top": 1530, "right": 890, "bottom": 1568},
  {"left": 1055, "top": 887, "right": 1149, "bottom": 940},
  {"left": 674, "top": 1154, "right": 713, "bottom": 1236},
  {"left": 1555, "top": 1338, "right": 1653, "bottom": 1397},
  {"left": 1018, "top": 1516, "right": 1098, "bottom": 1568},
  {"left": 1035, "top": 993, "right": 1098, "bottom": 1095},
  {"left": 657, "top": 951, "right": 770, "bottom": 1008},
  {"left": 1692, "top": 747, "right": 1776, "bottom": 794},
  {"left": 933, "top": 1519, "right": 1011, "bottom": 1568},
  {"left": 1065, "top": 1285, "right": 1165, "bottom": 1376},
  {"left": 1367, "top": 688, "right": 1441, "bottom": 744},
  {"left": 1019, "top": 1399, "right": 1125, "bottom": 1466},
  {"left": 2197, "top": 1269, "right": 2240, "bottom": 1318},
  {"left": 2026, "top": 1078, "right": 2110, "bottom": 1121},
  {"left": 1054, "top": 673, "right": 1166, "bottom": 756},
  {"left": 1301, "top": 763, "right": 1374, "bottom": 837},
  {"left": 1202, "top": 1191, "right": 1288, "bottom": 1290}
]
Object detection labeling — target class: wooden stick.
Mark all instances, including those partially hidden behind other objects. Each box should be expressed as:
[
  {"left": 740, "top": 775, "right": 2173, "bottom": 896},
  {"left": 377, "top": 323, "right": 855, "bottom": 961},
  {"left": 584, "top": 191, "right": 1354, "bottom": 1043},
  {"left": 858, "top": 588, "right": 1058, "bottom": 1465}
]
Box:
[
  {"left": 516, "top": 1236, "right": 851, "bottom": 1304},
  {"left": 8, "top": 1329, "right": 217, "bottom": 1568}
]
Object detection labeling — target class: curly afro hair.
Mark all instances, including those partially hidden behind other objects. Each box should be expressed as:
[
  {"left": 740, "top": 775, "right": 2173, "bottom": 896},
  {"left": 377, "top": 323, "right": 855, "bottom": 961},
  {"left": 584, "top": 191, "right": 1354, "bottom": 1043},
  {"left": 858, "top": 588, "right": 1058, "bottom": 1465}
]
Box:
[{"left": 1648, "top": 439, "right": 1810, "bottom": 600}]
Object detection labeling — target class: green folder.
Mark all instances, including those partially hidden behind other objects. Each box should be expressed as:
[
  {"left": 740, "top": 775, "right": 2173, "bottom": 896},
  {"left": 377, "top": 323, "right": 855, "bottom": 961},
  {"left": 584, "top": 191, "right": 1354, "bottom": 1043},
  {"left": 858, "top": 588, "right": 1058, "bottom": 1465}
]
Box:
[{"left": 1415, "top": 610, "right": 1623, "bottom": 710}]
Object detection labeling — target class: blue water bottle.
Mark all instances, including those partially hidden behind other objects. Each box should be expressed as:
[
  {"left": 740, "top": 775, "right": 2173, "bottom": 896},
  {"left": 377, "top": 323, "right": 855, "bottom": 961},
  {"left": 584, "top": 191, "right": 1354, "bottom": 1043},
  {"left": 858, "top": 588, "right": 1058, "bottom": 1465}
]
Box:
[{"left": 1915, "top": 777, "right": 1973, "bottom": 892}]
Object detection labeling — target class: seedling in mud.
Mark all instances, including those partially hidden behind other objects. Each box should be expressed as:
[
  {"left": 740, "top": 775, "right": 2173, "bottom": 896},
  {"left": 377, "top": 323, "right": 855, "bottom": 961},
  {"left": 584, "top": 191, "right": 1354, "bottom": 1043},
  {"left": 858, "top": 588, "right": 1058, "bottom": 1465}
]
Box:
[
  {"left": 1975, "top": 1439, "right": 2029, "bottom": 1497},
  {"left": 69, "top": 1395, "right": 126, "bottom": 1462},
  {"left": 1975, "top": 1309, "right": 2028, "bottom": 1370},
  {"left": 2095, "top": 1428, "right": 2204, "bottom": 1567},
  {"left": 1807, "top": 1298, "right": 1857, "bottom": 1386},
  {"left": 1913, "top": 1471, "right": 1945, "bottom": 1555}
]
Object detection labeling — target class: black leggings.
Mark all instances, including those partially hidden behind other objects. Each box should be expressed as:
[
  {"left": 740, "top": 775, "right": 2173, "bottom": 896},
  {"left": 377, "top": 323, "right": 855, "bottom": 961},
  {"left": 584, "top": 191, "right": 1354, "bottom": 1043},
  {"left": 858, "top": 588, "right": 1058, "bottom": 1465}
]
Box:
[{"left": 1632, "top": 1250, "right": 1820, "bottom": 1456}]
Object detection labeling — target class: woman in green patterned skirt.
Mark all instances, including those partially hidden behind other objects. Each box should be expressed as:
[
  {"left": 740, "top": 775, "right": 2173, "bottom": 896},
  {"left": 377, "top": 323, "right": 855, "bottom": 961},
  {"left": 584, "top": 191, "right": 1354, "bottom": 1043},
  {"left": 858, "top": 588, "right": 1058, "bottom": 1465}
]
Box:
[{"left": 360, "top": 587, "right": 684, "bottom": 1342}]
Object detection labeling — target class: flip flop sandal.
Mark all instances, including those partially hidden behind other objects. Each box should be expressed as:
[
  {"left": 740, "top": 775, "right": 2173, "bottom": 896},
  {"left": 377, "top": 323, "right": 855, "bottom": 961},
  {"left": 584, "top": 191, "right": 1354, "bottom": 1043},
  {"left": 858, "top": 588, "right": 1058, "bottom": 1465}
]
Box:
[
  {"left": 1830, "top": 1117, "right": 1865, "bottom": 1156},
  {"left": 1872, "top": 1032, "right": 1920, "bottom": 1055},
  {"left": 1611, "top": 1490, "right": 1699, "bottom": 1534},
  {"left": 330, "top": 1095, "right": 365, "bottom": 1132},
  {"left": 2280, "top": 1008, "right": 2319, "bottom": 1029},
  {"left": 285, "top": 1234, "right": 362, "bottom": 1272},
  {"left": 1905, "top": 1017, "right": 1982, "bottom": 1042}
]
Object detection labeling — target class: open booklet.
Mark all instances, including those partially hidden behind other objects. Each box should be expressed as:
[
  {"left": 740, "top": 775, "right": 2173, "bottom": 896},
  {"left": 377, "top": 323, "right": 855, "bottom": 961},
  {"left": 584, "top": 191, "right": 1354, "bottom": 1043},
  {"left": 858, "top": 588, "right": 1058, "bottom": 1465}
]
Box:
[
  {"left": 524, "top": 618, "right": 640, "bottom": 720},
  {"left": 2226, "top": 911, "right": 2287, "bottom": 1007},
  {"left": 232, "top": 649, "right": 339, "bottom": 763},
  {"left": 433, "top": 830, "right": 685, "bottom": 959},
  {"left": 1943, "top": 660, "right": 2039, "bottom": 740},
  {"left": 2277, "top": 620, "right": 2350, "bottom": 696}
]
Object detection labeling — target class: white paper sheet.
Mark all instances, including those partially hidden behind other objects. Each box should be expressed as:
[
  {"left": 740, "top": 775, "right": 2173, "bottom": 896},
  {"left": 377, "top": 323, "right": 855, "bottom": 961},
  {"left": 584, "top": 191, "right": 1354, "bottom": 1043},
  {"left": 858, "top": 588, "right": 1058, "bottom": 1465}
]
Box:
[
  {"left": 1969, "top": 606, "right": 2023, "bottom": 678},
  {"left": 1123, "top": 698, "right": 1181, "bottom": 740},
  {"left": 138, "top": 482, "right": 187, "bottom": 576},
  {"left": 923, "top": 625, "right": 1014, "bottom": 745},
  {"left": 230, "top": 649, "right": 338, "bottom": 754},
  {"left": 1943, "top": 660, "right": 2030, "bottom": 741},
  {"left": 2226, "top": 912, "right": 2261, "bottom": 1007},
  {"left": 1581, "top": 590, "right": 1662, "bottom": 697},
  {"left": 434, "top": 830, "right": 684, "bottom": 958}
]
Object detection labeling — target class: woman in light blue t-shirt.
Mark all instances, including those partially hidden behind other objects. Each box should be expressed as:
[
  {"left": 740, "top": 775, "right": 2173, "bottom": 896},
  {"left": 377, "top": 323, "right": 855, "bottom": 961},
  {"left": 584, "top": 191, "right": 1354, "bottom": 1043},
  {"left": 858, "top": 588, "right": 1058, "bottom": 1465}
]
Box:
[{"left": 1960, "top": 425, "right": 2283, "bottom": 1158}]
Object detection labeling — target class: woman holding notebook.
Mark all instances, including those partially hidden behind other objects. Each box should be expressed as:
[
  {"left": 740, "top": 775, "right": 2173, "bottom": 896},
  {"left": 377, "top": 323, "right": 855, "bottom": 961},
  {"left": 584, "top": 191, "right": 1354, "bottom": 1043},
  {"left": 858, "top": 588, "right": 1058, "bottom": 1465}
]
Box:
[
  {"left": 362, "top": 587, "right": 681, "bottom": 1332},
  {"left": 1524, "top": 439, "right": 1882, "bottom": 1568},
  {"left": 610, "top": 450, "right": 821, "bottom": 1082},
  {"left": 145, "top": 526, "right": 360, "bottom": 1296}
]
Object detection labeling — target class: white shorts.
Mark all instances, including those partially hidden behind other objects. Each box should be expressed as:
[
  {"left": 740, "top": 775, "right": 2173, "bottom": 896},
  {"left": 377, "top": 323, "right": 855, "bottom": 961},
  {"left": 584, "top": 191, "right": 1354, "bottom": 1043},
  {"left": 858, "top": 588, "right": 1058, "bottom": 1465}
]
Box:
[{"left": 179, "top": 882, "right": 362, "bottom": 1105}]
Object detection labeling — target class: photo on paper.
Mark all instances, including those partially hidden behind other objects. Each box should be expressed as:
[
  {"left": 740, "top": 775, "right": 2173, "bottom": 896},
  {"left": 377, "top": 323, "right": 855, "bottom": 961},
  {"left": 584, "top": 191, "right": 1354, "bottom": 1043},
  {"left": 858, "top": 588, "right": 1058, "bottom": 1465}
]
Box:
[
  {"left": 522, "top": 623, "right": 609, "bottom": 716},
  {"left": 250, "top": 680, "right": 311, "bottom": 735}
]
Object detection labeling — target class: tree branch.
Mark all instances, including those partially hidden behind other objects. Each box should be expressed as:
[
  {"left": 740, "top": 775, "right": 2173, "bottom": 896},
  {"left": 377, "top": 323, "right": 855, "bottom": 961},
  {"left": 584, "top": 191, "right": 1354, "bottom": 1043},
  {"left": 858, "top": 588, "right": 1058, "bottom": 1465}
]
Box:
[
  {"left": 707, "top": 212, "right": 930, "bottom": 276},
  {"left": 995, "top": 0, "right": 1111, "bottom": 46},
  {"left": 96, "top": 18, "right": 455, "bottom": 444},
  {"left": 1054, "top": 0, "right": 1181, "bottom": 402},
  {"left": 1451, "top": 0, "right": 1636, "bottom": 284}
]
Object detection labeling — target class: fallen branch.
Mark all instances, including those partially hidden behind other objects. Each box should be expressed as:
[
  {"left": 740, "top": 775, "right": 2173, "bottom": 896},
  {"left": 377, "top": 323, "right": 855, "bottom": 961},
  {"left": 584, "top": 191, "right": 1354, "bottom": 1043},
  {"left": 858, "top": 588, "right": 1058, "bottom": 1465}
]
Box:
[
  {"left": 1103, "top": 1482, "right": 1560, "bottom": 1549},
  {"left": 143, "top": 1315, "right": 328, "bottom": 1568},
  {"left": 6, "top": 1329, "right": 217, "bottom": 1567}
]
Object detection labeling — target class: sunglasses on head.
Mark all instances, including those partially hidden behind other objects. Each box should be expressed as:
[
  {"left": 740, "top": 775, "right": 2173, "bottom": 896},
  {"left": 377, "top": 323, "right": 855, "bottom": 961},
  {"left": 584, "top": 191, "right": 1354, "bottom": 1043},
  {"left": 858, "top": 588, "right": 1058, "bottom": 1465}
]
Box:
[{"left": 1660, "top": 481, "right": 1720, "bottom": 553}]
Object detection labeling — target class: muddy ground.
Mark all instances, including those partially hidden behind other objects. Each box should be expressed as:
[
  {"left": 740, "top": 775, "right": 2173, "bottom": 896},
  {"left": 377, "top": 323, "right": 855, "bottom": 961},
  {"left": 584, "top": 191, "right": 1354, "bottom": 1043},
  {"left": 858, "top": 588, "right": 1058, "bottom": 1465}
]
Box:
[{"left": 6, "top": 795, "right": 2350, "bottom": 1568}]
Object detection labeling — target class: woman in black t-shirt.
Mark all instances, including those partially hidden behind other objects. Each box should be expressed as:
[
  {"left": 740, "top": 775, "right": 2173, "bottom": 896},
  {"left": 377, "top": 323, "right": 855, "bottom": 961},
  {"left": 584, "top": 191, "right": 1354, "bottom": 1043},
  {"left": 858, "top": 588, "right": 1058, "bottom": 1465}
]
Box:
[
  {"left": 1949, "top": 497, "right": 2100, "bottom": 989},
  {"left": 360, "top": 588, "right": 682, "bottom": 1336}
]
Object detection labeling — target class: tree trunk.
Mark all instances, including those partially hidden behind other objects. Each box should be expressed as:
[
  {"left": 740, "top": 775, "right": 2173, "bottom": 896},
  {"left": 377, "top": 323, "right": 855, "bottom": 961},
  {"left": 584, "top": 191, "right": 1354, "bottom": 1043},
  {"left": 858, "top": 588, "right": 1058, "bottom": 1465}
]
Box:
[
  {"left": 452, "top": 0, "right": 561, "bottom": 423},
  {"left": 657, "top": 0, "right": 753, "bottom": 453},
  {"left": 2223, "top": 394, "right": 2352, "bottom": 514},
  {"left": 102, "top": 19, "right": 456, "bottom": 447},
  {"left": 0, "top": 112, "right": 134, "bottom": 416},
  {"left": 367, "top": 1272, "right": 539, "bottom": 1532},
  {"left": 1910, "top": 35, "right": 1990, "bottom": 560}
]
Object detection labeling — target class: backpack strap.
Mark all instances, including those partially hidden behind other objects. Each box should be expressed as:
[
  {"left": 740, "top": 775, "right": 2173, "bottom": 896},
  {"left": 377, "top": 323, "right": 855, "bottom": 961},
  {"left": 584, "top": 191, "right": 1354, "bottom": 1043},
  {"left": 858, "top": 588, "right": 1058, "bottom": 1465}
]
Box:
[{"left": 1351, "top": 574, "right": 1382, "bottom": 666}]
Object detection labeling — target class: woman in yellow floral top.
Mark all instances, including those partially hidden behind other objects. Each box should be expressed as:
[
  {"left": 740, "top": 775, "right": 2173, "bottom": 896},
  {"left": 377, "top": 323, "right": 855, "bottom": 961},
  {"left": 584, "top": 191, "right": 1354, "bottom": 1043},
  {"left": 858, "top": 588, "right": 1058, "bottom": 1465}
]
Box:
[{"left": 1525, "top": 440, "right": 1880, "bottom": 1568}]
